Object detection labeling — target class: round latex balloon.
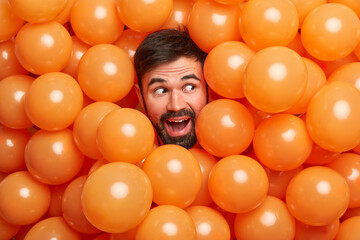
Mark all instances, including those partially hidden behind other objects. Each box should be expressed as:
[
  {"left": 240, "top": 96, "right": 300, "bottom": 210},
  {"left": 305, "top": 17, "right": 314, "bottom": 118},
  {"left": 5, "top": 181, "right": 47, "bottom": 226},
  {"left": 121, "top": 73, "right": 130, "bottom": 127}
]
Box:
[
  {"left": 287, "top": 33, "right": 306, "bottom": 56},
  {"left": 335, "top": 216, "right": 360, "bottom": 240},
  {"left": 306, "top": 81, "right": 360, "bottom": 152},
  {"left": 305, "top": 143, "right": 341, "bottom": 166},
  {"left": 0, "top": 0, "right": 24, "bottom": 42},
  {"left": 240, "top": 0, "right": 299, "bottom": 51},
  {"left": 204, "top": 41, "right": 255, "bottom": 99},
  {"left": 253, "top": 114, "right": 313, "bottom": 171},
  {"left": 14, "top": 21, "right": 72, "bottom": 75},
  {"left": 0, "top": 75, "right": 34, "bottom": 129},
  {"left": 208, "top": 155, "right": 268, "bottom": 213},
  {"left": 286, "top": 166, "right": 350, "bottom": 226},
  {"left": 195, "top": 99, "right": 255, "bottom": 157},
  {"left": 113, "top": 29, "right": 148, "bottom": 62},
  {"left": 96, "top": 108, "right": 155, "bottom": 164},
  {"left": 81, "top": 162, "right": 153, "bottom": 233},
  {"left": 328, "top": 0, "right": 360, "bottom": 18},
  {"left": 328, "top": 62, "right": 360, "bottom": 92},
  {"left": 118, "top": 0, "right": 173, "bottom": 33},
  {"left": 24, "top": 72, "right": 83, "bottom": 131},
  {"left": 0, "top": 126, "right": 30, "bottom": 173},
  {"left": 294, "top": 219, "right": 339, "bottom": 240},
  {"left": 301, "top": 3, "right": 360, "bottom": 61},
  {"left": 0, "top": 39, "right": 28, "bottom": 79},
  {"left": 0, "top": 171, "right": 50, "bottom": 225},
  {"left": 70, "top": 0, "right": 124, "bottom": 45},
  {"left": 73, "top": 101, "right": 120, "bottom": 159},
  {"left": 161, "top": 0, "right": 194, "bottom": 29},
  {"left": 24, "top": 217, "right": 81, "bottom": 240},
  {"left": 213, "top": 0, "right": 244, "bottom": 4},
  {"left": 341, "top": 207, "right": 360, "bottom": 221},
  {"left": 289, "top": 0, "right": 326, "bottom": 27},
  {"left": 25, "top": 129, "right": 84, "bottom": 185},
  {"left": 78, "top": 44, "right": 134, "bottom": 102},
  {"left": 136, "top": 205, "right": 196, "bottom": 240},
  {"left": 240, "top": 98, "right": 273, "bottom": 128},
  {"left": 243, "top": 46, "right": 307, "bottom": 113},
  {"left": 54, "top": 0, "right": 78, "bottom": 25},
  {"left": 142, "top": 144, "right": 202, "bottom": 208},
  {"left": 47, "top": 183, "right": 68, "bottom": 218},
  {"left": 0, "top": 215, "right": 20, "bottom": 240},
  {"left": 185, "top": 206, "right": 230, "bottom": 240},
  {"left": 234, "top": 196, "right": 296, "bottom": 240},
  {"left": 188, "top": 0, "right": 241, "bottom": 52}
]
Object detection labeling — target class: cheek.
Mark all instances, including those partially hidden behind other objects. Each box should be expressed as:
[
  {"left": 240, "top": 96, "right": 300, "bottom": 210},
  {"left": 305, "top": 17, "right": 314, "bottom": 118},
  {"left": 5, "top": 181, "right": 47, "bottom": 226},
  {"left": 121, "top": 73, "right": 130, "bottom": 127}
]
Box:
[
  {"left": 144, "top": 98, "right": 166, "bottom": 123},
  {"left": 189, "top": 93, "right": 207, "bottom": 117}
]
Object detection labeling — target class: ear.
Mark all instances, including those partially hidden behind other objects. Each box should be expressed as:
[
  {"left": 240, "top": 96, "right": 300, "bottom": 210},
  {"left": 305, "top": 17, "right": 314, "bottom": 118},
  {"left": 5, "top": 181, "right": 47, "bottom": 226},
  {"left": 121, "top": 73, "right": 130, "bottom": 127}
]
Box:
[{"left": 134, "top": 83, "right": 145, "bottom": 109}]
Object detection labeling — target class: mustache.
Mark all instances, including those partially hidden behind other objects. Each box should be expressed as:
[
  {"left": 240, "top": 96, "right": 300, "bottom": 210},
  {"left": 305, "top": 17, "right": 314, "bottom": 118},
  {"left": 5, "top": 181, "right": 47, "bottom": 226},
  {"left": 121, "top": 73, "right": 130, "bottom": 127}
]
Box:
[{"left": 160, "top": 109, "right": 195, "bottom": 121}]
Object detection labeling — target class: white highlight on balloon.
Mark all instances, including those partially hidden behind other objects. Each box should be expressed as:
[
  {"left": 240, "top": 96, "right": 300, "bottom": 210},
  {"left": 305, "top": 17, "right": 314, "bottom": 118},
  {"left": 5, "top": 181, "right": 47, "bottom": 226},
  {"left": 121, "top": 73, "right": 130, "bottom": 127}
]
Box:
[
  {"left": 19, "top": 187, "right": 30, "bottom": 198},
  {"left": 162, "top": 222, "right": 178, "bottom": 236},
  {"left": 264, "top": 8, "right": 281, "bottom": 23},
  {"left": 212, "top": 13, "right": 227, "bottom": 26},
  {"left": 355, "top": 78, "right": 360, "bottom": 91},
  {"left": 14, "top": 90, "right": 25, "bottom": 102},
  {"left": 167, "top": 159, "right": 183, "bottom": 173},
  {"left": 260, "top": 211, "right": 277, "bottom": 226},
  {"left": 50, "top": 90, "right": 64, "bottom": 103},
  {"left": 2, "top": 51, "right": 8, "bottom": 60},
  {"left": 228, "top": 55, "right": 245, "bottom": 70},
  {"left": 325, "top": 17, "right": 342, "bottom": 33},
  {"left": 110, "top": 182, "right": 129, "bottom": 199},
  {"left": 221, "top": 115, "right": 235, "bottom": 128},
  {"left": 282, "top": 129, "right": 296, "bottom": 142},
  {"left": 316, "top": 180, "right": 331, "bottom": 195},
  {"left": 94, "top": 6, "right": 107, "bottom": 19},
  {"left": 333, "top": 100, "right": 351, "bottom": 120},
  {"left": 122, "top": 123, "right": 136, "bottom": 137},
  {"left": 103, "top": 62, "right": 118, "bottom": 76},
  {"left": 348, "top": 168, "right": 359, "bottom": 181},
  {"left": 52, "top": 141, "right": 64, "bottom": 155},
  {"left": 197, "top": 222, "right": 211, "bottom": 236},
  {"left": 41, "top": 34, "right": 55, "bottom": 47},
  {"left": 174, "top": 11, "right": 184, "bottom": 23},
  {"left": 6, "top": 139, "right": 14, "bottom": 147},
  {"left": 233, "top": 170, "right": 248, "bottom": 184},
  {"left": 268, "top": 63, "right": 287, "bottom": 81}
]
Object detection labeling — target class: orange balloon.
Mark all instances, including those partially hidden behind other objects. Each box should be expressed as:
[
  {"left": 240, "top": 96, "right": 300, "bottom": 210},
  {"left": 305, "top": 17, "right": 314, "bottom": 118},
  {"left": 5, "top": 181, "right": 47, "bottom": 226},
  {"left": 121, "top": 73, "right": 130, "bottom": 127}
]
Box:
[
  {"left": 62, "top": 36, "right": 91, "bottom": 79},
  {"left": 234, "top": 196, "right": 296, "bottom": 240},
  {"left": 97, "top": 108, "right": 155, "bottom": 164},
  {"left": 306, "top": 81, "right": 360, "bottom": 152},
  {"left": 15, "top": 21, "right": 72, "bottom": 75},
  {"left": 341, "top": 207, "right": 360, "bottom": 221},
  {"left": 54, "top": 0, "right": 78, "bottom": 25},
  {"left": 0, "top": 39, "right": 28, "bottom": 79},
  {"left": 328, "top": 0, "right": 360, "bottom": 18},
  {"left": 161, "top": 0, "right": 194, "bottom": 29},
  {"left": 328, "top": 62, "right": 360, "bottom": 92},
  {"left": 195, "top": 99, "right": 254, "bottom": 157},
  {"left": 0, "top": 215, "right": 20, "bottom": 240},
  {"left": 25, "top": 72, "right": 83, "bottom": 131},
  {"left": 185, "top": 206, "right": 230, "bottom": 240},
  {"left": 326, "top": 153, "right": 360, "bottom": 208},
  {"left": 305, "top": 143, "right": 341, "bottom": 166},
  {"left": 75, "top": 157, "right": 97, "bottom": 178},
  {"left": 188, "top": 0, "right": 241, "bottom": 52},
  {"left": 289, "top": 0, "right": 326, "bottom": 27},
  {"left": 70, "top": 0, "right": 124, "bottom": 45},
  {"left": 0, "top": 75, "right": 34, "bottom": 129},
  {"left": 62, "top": 176, "right": 101, "bottom": 234},
  {"left": 25, "top": 129, "right": 85, "bottom": 185},
  {"left": 78, "top": 44, "right": 134, "bottom": 102},
  {"left": 81, "top": 162, "right": 153, "bottom": 233},
  {"left": 73, "top": 101, "right": 120, "bottom": 159},
  {"left": 294, "top": 219, "right": 340, "bottom": 240},
  {"left": 287, "top": 32, "right": 306, "bottom": 56},
  {"left": 88, "top": 158, "right": 109, "bottom": 175},
  {"left": 243, "top": 46, "right": 307, "bottom": 113},
  {"left": 136, "top": 205, "right": 196, "bottom": 240},
  {"left": 142, "top": 144, "right": 201, "bottom": 208},
  {"left": 110, "top": 227, "right": 137, "bottom": 240},
  {"left": 113, "top": 29, "right": 148, "bottom": 62},
  {"left": 253, "top": 114, "right": 313, "bottom": 171},
  {"left": 189, "top": 148, "right": 217, "bottom": 206},
  {"left": 301, "top": 3, "right": 360, "bottom": 61},
  {"left": 0, "top": 171, "right": 50, "bottom": 225},
  {"left": 240, "top": 0, "right": 299, "bottom": 51},
  {"left": 118, "top": 0, "right": 173, "bottom": 33},
  {"left": 208, "top": 155, "right": 268, "bottom": 213},
  {"left": 213, "top": 0, "right": 244, "bottom": 4},
  {"left": 0, "top": 126, "right": 30, "bottom": 173},
  {"left": 335, "top": 216, "right": 360, "bottom": 240},
  {"left": 24, "top": 217, "right": 81, "bottom": 240},
  {"left": 286, "top": 166, "right": 350, "bottom": 226},
  {"left": 115, "top": 86, "right": 139, "bottom": 109},
  {"left": 240, "top": 98, "right": 273, "bottom": 128},
  {"left": 46, "top": 183, "right": 68, "bottom": 218},
  {"left": 204, "top": 41, "right": 255, "bottom": 99},
  {"left": 0, "top": 0, "right": 24, "bottom": 42}
]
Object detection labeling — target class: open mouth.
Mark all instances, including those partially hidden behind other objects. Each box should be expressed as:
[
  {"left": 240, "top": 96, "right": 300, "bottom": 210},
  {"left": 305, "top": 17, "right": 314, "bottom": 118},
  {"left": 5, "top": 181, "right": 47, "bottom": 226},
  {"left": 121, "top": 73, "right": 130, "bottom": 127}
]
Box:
[{"left": 164, "top": 117, "right": 192, "bottom": 137}]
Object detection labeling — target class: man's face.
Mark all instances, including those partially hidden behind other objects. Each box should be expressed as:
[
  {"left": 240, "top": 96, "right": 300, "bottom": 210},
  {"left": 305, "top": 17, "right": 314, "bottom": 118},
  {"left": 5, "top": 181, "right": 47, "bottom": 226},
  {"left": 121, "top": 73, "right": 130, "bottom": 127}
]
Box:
[{"left": 138, "top": 57, "right": 208, "bottom": 149}]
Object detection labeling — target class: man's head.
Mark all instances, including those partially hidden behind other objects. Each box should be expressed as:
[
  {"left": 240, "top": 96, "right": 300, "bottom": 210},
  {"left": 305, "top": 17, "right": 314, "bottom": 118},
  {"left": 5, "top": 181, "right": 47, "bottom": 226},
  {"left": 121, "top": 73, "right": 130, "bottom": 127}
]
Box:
[{"left": 134, "top": 29, "right": 208, "bottom": 149}]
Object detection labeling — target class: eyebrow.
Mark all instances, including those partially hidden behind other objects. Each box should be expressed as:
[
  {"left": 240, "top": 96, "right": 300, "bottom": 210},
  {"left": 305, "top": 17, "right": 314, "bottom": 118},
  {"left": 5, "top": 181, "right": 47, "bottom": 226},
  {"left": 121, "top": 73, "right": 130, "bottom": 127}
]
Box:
[{"left": 148, "top": 74, "right": 201, "bottom": 88}]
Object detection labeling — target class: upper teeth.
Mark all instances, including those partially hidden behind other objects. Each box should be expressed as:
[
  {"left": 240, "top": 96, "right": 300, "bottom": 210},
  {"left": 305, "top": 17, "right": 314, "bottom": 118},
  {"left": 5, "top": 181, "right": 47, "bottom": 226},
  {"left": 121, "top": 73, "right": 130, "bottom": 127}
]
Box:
[{"left": 169, "top": 119, "right": 186, "bottom": 123}]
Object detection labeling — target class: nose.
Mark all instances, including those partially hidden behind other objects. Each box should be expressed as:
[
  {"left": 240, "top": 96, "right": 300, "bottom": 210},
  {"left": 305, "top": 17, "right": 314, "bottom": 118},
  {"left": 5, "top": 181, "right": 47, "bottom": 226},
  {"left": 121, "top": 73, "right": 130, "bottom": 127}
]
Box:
[{"left": 167, "top": 90, "right": 187, "bottom": 112}]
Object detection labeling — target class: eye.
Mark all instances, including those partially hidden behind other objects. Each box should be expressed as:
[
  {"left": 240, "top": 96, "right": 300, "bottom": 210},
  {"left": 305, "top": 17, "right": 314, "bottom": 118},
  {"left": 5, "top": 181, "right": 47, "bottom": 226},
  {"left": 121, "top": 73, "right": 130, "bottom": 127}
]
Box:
[
  {"left": 184, "top": 84, "right": 195, "bottom": 93},
  {"left": 154, "top": 87, "right": 167, "bottom": 95}
]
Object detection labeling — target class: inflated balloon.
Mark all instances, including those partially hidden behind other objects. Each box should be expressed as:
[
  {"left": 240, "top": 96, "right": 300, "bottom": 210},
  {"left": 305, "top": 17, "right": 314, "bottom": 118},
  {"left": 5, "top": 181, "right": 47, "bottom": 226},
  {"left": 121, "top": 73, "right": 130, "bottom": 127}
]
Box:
[
  {"left": 253, "top": 114, "right": 313, "bottom": 171},
  {"left": 0, "top": 171, "right": 50, "bottom": 225},
  {"left": 188, "top": 0, "right": 241, "bottom": 52},
  {"left": 81, "top": 162, "right": 153, "bottom": 233},
  {"left": 335, "top": 216, "right": 360, "bottom": 240},
  {"left": 306, "top": 81, "right": 360, "bottom": 152},
  {"left": 25, "top": 129, "right": 84, "bottom": 185},
  {"left": 78, "top": 44, "right": 134, "bottom": 102},
  {"left": 118, "top": 0, "right": 173, "bottom": 33},
  {"left": 195, "top": 99, "right": 254, "bottom": 157},
  {"left": 204, "top": 41, "right": 255, "bottom": 99},
  {"left": 189, "top": 148, "right": 217, "bottom": 206},
  {"left": 0, "top": 39, "right": 28, "bottom": 79},
  {"left": 62, "top": 176, "right": 101, "bottom": 234},
  {"left": 0, "top": 126, "right": 30, "bottom": 173},
  {"left": 0, "top": 215, "right": 20, "bottom": 240},
  {"left": 294, "top": 219, "right": 340, "bottom": 240},
  {"left": 341, "top": 207, "right": 360, "bottom": 221},
  {"left": 328, "top": 62, "right": 360, "bottom": 92},
  {"left": 326, "top": 153, "right": 360, "bottom": 208},
  {"left": 289, "top": 0, "right": 326, "bottom": 27},
  {"left": 46, "top": 183, "right": 68, "bottom": 218},
  {"left": 113, "top": 29, "right": 148, "bottom": 62},
  {"left": 243, "top": 46, "right": 307, "bottom": 113},
  {"left": 286, "top": 166, "right": 350, "bottom": 226},
  {"left": 142, "top": 144, "right": 201, "bottom": 208},
  {"left": 136, "top": 205, "right": 196, "bottom": 240},
  {"left": 0, "top": 75, "right": 34, "bottom": 129},
  {"left": 97, "top": 108, "right": 155, "bottom": 164},
  {"left": 328, "top": 0, "right": 360, "bottom": 18},
  {"left": 115, "top": 86, "right": 139, "bottom": 109},
  {"left": 234, "top": 196, "right": 296, "bottom": 240},
  {"left": 240, "top": 0, "right": 299, "bottom": 51},
  {"left": 25, "top": 72, "right": 83, "bottom": 131},
  {"left": 240, "top": 98, "right": 273, "bottom": 128},
  {"left": 70, "top": 0, "right": 124, "bottom": 46},
  {"left": 301, "top": 3, "right": 360, "bottom": 61},
  {"left": 0, "top": 0, "right": 24, "bottom": 42},
  {"left": 305, "top": 143, "right": 341, "bottom": 166},
  {"left": 185, "top": 206, "right": 231, "bottom": 240},
  {"left": 161, "top": 0, "right": 194, "bottom": 29},
  {"left": 24, "top": 217, "right": 81, "bottom": 240},
  {"left": 213, "top": 0, "right": 244, "bottom": 5},
  {"left": 88, "top": 158, "right": 108, "bottom": 175},
  {"left": 15, "top": 21, "right": 72, "bottom": 75},
  {"left": 73, "top": 101, "right": 120, "bottom": 159},
  {"left": 110, "top": 227, "right": 137, "bottom": 240},
  {"left": 54, "top": 0, "right": 78, "bottom": 25},
  {"left": 208, "top": 155, "right": 268, "bottom": 213},
  {"left": 287, "top": 32, "right": 306, "bottom": 56}
]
